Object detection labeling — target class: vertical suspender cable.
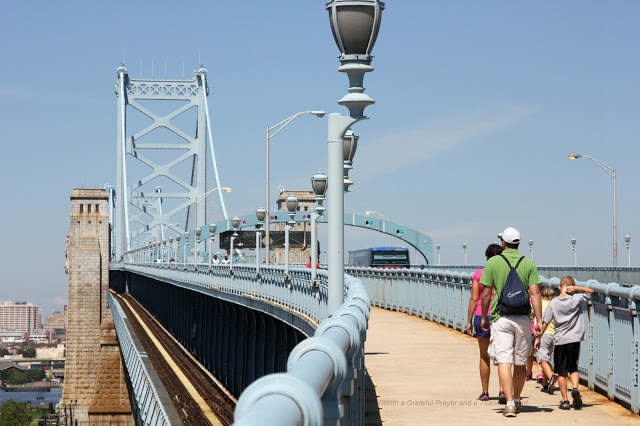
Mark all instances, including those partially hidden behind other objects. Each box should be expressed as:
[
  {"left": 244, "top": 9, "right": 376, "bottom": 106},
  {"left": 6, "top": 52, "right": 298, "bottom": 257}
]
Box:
[
  {"left": 119, "top": 70, "right": 131, "bottom": 251},
  {"left": 198, "top": 71, "right": 229, "bottom": 221}
]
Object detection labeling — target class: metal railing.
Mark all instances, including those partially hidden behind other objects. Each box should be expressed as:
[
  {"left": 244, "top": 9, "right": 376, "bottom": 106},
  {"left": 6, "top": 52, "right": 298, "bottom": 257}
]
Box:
[
  {"left": 234, "top": 274, "right": 370, "bottom": 425},
  {"left": 108, "top": 292, "right": 171, "bottom": 425},
  {"left": 119, "top": 261, "right": 329, "bottom": 324},
  {"left": 346, "top": 266, "right": 640, "bottom": 414}
]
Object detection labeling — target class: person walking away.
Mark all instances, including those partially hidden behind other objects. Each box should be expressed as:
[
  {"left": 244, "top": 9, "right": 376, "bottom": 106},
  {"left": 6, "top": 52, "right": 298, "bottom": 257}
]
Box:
[
  {"left": 465, "top": 243, "right": 505, "bottom": 402},
  {"left": 535, "top": 287, "right": 557, "bottom": 393},
  {"left": 480, "top": 227, "right": 543, "bottom": 417},
  {"left": 535, "top": 276, "right": 593, "bottom": 410}
]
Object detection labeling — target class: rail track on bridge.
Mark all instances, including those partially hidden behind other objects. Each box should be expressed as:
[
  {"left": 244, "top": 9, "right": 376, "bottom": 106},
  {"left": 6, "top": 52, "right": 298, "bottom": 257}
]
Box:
[{"left": 114, "top": 292, "right": 235, "bottom": 425}]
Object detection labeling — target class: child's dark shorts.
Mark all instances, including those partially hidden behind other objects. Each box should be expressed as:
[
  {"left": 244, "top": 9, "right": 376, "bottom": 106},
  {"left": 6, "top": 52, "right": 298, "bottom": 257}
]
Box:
[
  {"left": 554, "top": 341, "right": 581, "bottom": 375},
  {"left": 473, "top": 315, "right": 490, "bottom": 338}
]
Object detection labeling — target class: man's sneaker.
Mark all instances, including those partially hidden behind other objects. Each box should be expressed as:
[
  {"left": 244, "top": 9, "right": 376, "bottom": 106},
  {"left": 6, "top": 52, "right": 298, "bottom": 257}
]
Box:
[
  {"left": 478, "top": 392, "right": 489, "bottom": 401},
  {"left": 514, "top": 400, "right": 522, "bottom": 413},
  {"left": 498, "top": 390, "right": 507, "bottom": 405},
  {"left": 547, "top": 375, "right": 558, "bottom": 395},
  {"left": 503, "top": 402, "right": 517, "bottom": 417},
  {"left": 559, "top": 400, "right": 571, "bottom": 410},
  {"left": 572, "top": 388, "right": 583, "bottom": 410}
]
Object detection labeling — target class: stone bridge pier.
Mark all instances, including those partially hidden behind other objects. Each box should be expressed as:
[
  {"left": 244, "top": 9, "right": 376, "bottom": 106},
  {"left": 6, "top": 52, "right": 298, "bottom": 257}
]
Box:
[{"left": 62, "top": 189, "right": 132, "bottom": 424}]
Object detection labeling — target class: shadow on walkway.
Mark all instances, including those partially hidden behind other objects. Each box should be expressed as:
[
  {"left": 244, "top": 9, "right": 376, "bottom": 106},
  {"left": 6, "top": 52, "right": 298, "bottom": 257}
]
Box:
[{"left": 364, "top": 367, "right": 383, "bottom": 425}]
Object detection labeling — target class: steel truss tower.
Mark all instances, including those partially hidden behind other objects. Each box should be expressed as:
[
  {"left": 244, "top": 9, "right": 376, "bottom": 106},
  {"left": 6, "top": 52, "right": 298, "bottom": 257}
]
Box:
[{"left": 115, "top": 66, "right": 227, "bottom": 259}]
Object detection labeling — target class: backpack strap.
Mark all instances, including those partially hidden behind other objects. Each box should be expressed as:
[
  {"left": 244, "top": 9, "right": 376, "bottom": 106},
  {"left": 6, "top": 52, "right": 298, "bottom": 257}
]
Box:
[{"left": 499, "top": 254, "right": 526, "bottom": 270}]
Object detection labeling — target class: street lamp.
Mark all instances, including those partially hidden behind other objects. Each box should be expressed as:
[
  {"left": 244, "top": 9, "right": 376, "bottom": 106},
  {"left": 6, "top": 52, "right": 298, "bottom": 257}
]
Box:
[
  {"left": 265, "top": 111, "right": 325, "bottom": 265},
  {"left": 528, "top": 240, "right": 534, "bottom": 260},
  {"left": 625, "top": 235, "right": 631, "bottom": 267},
  {"left": 570, "top": 153, "right": 617, "bottom": 265},
  {"left": 168, "top": 237, "right": 173, "bottom": 260},
  {"left": 183, "top": 233, "right": 189, "bottom": 264},
  {"left": 155, "top": 186, "right": 165, "bottom": 241},
  {"left": 571, "top": 238, "right": 577, "bottom": 266},
  {"left": 229, "top": 217, "right": 240, "bottom": 272},
  {"left": 462, "top": 243, "right": 467, "bottom": 265},
  {"left": 175, "top": 235, "right": 181, "bottom": 262},
  {"left": 195, "top": 187, "right": 231, "bottom": 231},
  {"left": 326, "top": 0, "right": 384, "bottom": 316},
  {"left": 311, "top": 171, "right": 328, "bottom": 285},
  {"left": 436, "top": 244, "right": 441, "bottom": 265},
  {"left": 208, "top": 224, "right": 217, "bottom": 264},
  {"left": 284, "top": 195, "right": 299, "bottom": 280},
  {"left": 194, "top": 229, "right": 201, "bottom": 266},
  {"left": 365, "top": 210, "right": 392, "bottom": 246},
  {"left": 255, "top": 208, "right": 266, "bottom": 277},
  {"left": 343, "top": 130, "right": 359, "bottom": 192}
]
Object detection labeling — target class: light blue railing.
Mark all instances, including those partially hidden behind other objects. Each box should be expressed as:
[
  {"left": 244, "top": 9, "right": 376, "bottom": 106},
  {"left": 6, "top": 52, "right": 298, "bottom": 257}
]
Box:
[
  {"left": 346, "top": 266, "right": 640, "bottom": 414},
  {"left": 113, "top": 261, "right": 371, "bottom": 424},
  {"left": 121, "top": 261, "right": 329, "bottom": 324},
  {"left": 108, "top": 292, "right": 171, "bottom": 425},
  {"left": 234, "top": 274, "right": 370, "bottom": 425}
]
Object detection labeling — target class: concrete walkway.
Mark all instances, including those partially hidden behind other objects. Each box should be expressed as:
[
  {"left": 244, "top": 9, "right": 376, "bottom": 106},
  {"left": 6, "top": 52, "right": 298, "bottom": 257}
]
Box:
[{"left": 364, "top": 307, "right": 639, "bottom": 425}]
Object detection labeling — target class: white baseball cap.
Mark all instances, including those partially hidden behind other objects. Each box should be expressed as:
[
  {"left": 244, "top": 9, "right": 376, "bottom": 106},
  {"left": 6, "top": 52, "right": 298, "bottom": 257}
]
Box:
[{"left": 501, "top": 227, "right": 521, "bottom": 244}]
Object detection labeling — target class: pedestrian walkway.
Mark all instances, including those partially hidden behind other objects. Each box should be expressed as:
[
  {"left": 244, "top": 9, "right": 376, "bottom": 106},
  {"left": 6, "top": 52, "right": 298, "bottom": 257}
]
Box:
[{"left": 364, "top": 307, "right": 639, "bottom": 425}]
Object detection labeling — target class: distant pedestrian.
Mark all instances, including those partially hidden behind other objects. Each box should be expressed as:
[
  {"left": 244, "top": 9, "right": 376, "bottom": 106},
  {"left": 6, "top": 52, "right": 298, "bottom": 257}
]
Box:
[
  {"left": 211, "top": 254, "right": 220, "bottom": 265},
  {"left": 480, "top": 227, "right": 543, "bottom": 417},
  {"left": 465, "top": 243, "right": 505, "bottom": 402},
  {"left": 535, "top": 287, "right": 557, "bottom": 394},
  {"left": 535, "top": 276, "right": 593, "bottom": 410},
  {"left": 306, "top": 257, "right": 321, "bottom": 269},
  {"left": 221, "top": 255, "right": 230, "bottom": 265}
]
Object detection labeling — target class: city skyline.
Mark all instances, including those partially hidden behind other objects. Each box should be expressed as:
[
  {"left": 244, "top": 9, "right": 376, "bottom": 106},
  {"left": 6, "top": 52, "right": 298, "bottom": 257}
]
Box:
[{"left": 1, "top": 1, "right": 639, "bottom": 314}]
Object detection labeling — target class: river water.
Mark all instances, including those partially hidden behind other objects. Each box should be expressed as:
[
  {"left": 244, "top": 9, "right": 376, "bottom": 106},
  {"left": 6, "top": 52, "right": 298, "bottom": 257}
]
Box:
[{"left": 0, "top": 388, "right": 62, "bottom": 406}]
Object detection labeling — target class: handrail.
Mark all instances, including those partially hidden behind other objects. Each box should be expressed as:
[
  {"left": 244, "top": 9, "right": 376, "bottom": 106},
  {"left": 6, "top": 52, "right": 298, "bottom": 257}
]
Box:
[
  {"left": 346, "top": 266, "right": 640, "bottom": 414},
  {"left": 108, "top": 292, "right": 171, "bottom": 425}
]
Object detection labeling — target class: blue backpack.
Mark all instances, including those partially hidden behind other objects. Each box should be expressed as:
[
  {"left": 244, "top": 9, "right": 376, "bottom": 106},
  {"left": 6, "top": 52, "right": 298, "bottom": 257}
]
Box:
[{"left": 497, "top": 254, "right": 531, "bottom": 316}]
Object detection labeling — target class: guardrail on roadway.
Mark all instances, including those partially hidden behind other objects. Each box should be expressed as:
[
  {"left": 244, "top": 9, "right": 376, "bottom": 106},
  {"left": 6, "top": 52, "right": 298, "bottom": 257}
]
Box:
[{"left": 346, "top": 266, "right": 640, "bottom": 415}]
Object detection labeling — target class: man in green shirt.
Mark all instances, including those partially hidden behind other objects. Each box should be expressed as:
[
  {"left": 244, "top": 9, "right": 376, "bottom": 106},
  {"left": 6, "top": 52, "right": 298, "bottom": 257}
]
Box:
[{"left": 479, "top": 227, "right": 542, "bottom": 417}]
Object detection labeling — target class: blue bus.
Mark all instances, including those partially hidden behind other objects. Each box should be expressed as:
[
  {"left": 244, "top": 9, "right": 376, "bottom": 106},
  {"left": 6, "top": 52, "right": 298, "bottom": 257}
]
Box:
[{"left": 348, "top": 247, "right": 411, "bottom": 269}]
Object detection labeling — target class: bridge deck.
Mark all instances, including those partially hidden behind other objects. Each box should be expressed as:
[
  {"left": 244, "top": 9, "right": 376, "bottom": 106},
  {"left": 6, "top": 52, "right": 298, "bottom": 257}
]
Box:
[{"left": 364, "top": 307, "right": 638, "bottom": 425}]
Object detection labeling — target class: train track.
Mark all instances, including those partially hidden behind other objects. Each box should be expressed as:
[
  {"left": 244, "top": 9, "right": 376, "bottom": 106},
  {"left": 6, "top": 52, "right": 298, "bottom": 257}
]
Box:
[{"left": 114, "top": 292, "right": 235, "bottom": 425}]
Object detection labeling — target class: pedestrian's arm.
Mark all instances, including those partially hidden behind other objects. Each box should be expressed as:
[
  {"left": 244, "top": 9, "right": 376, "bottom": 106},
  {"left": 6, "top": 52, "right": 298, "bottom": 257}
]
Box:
[
  {"left": 528, "top": 283, "right": 543, "bottom": 336},
  {"left": 566, "top": 285, "right": 594, "bottom": 295},
  {"left": 467, "top": 280, "right": 480, "bottom": 334},
  {"left": 480, "top": 285, "right": 492, "bottom": 318}
]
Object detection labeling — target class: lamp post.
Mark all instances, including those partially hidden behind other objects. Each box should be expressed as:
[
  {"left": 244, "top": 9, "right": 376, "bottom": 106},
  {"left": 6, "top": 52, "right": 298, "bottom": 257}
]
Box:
[
  {"left": 436, "top": 244, "right": 441, "bottom": 265},
  {"left": 168, "top": 237, "right": 173, "bottom": 261},
  {"left": 284, "top": 195, "right": 299, "bottom": 280},
  {"left": 528, "top": 240, "right": 534, "bottom": 260},
  {"left": 183, "top": 233, "right": 189, "bottom": 265},
  {"left": 194, "top": 229, "right": 201, "bottom": 266},
  {"left": 325, "top": 0, "right": 384, "bottom": 316},
  {"left": 311, "top": 171, "right": 328, "bottom": 285},
  {"left": 365, "top": 210, "right": 392, "bottom": 246},
  {"left": 625, "top": 235, "right": 631, "bottom": 267},
  {"left": 255, "top": 208, "right": 266, "bottom": 277},
  {"left": 208, "top": 224, "right": 217, "bottom": 264},
  {"left": 571, "top": 238, "right": 577, "bottom": 266},
  {"left": 230, "top": 217, "right": 240, "bottom": 272},
  {"left": 162, "top": 239, "right": 167, "bottom": 262},
  {"left": 175, "top": 235, "right": 181, "bottom": 263},
  {"left": 462, "top": 243, "right": 467, "bottom": 265},
  {"left": 265, "top": 112, "right": 325, "bottom": 266},
  {"left": 570, "top": 153, "right": 617, "bottom": 265},
  {"left": 155, "top": 186, "right": 165, "bottom": 241}
]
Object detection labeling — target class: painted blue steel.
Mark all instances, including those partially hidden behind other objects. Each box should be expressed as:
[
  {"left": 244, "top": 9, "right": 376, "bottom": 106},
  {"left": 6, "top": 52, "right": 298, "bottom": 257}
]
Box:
[
  {"left": 346, "top": 266, "right": 640, "bottom": 414},
  {"left": 107, "top": 292, "right": 171, "bottom": 426},
  {"left": 234, "top": 274, "right": 370, "bottom": 425}
]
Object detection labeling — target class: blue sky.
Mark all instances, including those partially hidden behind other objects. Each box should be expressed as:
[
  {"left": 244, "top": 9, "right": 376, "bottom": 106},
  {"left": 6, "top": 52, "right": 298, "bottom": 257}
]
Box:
[{"left": 1, "top": 1, "right": 639, "bottom": 316}]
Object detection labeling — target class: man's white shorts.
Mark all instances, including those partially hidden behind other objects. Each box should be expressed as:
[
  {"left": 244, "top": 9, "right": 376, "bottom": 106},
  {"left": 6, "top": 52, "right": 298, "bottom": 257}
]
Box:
[{"left": 488, "top": 315, "right": 532, "bottom": 366}]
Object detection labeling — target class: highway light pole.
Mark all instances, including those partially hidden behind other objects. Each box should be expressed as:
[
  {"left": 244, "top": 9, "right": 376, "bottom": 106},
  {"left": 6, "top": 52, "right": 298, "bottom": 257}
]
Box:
[
  {"left": 570, "top": 153, "right": 617, "bottom": 265},
  {"left": 265, "top": 111, "right": 325, "bottom": 265}
]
